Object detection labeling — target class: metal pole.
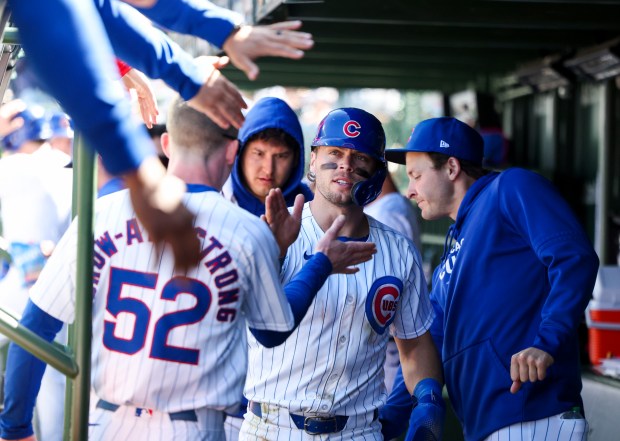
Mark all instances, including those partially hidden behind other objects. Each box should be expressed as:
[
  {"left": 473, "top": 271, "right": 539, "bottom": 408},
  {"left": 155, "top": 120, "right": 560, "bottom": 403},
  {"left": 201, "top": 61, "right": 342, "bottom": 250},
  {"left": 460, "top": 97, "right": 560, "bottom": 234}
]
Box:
[{"left": 67, "top": 132, "right": 95, "bottom": 441}]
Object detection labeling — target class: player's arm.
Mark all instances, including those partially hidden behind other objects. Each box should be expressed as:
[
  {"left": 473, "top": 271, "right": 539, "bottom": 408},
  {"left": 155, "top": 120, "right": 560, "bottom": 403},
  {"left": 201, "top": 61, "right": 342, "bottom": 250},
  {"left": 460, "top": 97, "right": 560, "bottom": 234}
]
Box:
[
  {"left": 8, "top": 0, "right": 201, "bottom": 271},
  {"left": 131, "top": 0, "right": 314, "bottom": 81},
  {"left": 97, "top": 0, "right": 245, "bottom": 130},
  {"left": 248, "top": 215, "right": 376, "bottom": 348},
  {"left": 393, "top": 333, "right": 445, "bottom": 441},
  {"left": 0, "top": 301, "right": 64, "bottom": 440},
  {"left": 498, "top": 170, "right": 599, "bottom": 393}
]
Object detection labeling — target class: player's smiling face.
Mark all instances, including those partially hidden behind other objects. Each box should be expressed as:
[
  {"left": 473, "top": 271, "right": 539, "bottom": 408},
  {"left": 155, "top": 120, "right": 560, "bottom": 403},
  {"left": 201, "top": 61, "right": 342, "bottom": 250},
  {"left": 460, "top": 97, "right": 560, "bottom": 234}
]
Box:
[
  {"left": 240, "top": 139, "right": 296, "bottom": 202},
  {"left": 311, "top": 146, "right": 375, "bottom": 207},
  {"left": 405, "top": 151, "right": 455, "bottom": 220}
]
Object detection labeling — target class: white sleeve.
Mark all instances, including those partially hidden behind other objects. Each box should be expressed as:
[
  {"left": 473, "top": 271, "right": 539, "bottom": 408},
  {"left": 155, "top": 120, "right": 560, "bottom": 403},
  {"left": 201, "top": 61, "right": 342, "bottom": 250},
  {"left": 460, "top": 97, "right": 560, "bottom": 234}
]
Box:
[
  {"left": 240, "top": 221, "right": 294, "bottom": 332},
  {"left": 29, "top": 219, "right": 78, "bottom": 323}
]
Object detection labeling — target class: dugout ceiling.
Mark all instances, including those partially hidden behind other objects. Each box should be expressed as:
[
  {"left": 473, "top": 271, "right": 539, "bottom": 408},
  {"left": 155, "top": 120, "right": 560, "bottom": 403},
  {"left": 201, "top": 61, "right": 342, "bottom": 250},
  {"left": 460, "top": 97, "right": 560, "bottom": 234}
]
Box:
[{"left": 221, "top": 0, "right": 620, "bottom": 94}]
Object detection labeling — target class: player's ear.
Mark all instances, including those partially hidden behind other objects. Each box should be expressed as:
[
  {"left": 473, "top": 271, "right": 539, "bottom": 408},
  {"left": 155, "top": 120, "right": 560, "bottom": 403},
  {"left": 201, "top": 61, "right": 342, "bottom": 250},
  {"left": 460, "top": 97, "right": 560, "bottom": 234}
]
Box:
[
  {"left": 225, "top": 139, "right": 238, "bottom": 166},
  {"left": 446, "top": 156, "right": 462, "bottom": 181},
  {"left": 160, "top": 132, "right": 171, "bottom": 159},
  {"left": 309, "top": 149, "right": 317, "bottom": 173}
]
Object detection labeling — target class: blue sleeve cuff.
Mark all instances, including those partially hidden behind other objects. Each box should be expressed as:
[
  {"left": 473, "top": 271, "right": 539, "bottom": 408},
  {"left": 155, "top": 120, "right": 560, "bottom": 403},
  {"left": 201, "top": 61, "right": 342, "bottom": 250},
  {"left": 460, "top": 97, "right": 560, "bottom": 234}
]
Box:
[
  {"left": 379, "top": 366, "right": 413, "bottom": 440},
  {"left": 136, "top": 0, "right": 243, "bottom": 48}
]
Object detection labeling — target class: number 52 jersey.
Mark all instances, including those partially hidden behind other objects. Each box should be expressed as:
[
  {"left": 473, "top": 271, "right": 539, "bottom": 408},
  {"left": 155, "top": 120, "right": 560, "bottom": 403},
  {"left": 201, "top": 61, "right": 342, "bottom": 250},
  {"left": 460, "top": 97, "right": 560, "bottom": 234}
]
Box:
[{"left": 30, "top": 188, "right": 294, "bottom": 414}]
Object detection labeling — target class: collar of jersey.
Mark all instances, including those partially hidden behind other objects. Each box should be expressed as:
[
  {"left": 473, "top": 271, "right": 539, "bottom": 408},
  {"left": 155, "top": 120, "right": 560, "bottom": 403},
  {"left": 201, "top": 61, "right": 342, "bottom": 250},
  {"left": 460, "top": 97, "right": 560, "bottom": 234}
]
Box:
[{"left": 186, "top": 184, "right": 219, "bottom": 193}]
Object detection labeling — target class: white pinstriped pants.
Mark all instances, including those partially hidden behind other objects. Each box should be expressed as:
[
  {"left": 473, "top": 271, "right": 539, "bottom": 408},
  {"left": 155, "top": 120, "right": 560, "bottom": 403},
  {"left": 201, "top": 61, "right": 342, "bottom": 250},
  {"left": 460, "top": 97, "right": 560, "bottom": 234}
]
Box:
[
  {"left": 88, "top": 404, "right": 226, "bottom": 441},
  {"left": 483, "top": 412, "right": 588, "bottom": 441}
]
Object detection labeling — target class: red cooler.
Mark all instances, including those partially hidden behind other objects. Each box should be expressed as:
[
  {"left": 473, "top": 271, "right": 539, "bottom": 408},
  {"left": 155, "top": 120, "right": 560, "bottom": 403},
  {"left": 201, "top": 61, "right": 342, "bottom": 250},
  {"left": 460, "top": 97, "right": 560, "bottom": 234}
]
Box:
[{"left": 586, "top": 266, "right": 620, "bottom": 365}]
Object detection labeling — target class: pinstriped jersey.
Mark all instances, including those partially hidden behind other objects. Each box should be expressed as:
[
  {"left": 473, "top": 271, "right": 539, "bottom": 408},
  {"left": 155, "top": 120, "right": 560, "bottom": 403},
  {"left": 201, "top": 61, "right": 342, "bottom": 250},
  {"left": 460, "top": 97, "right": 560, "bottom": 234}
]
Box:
[
  {"left": 29, "top": 187, "right": 294, "bottom": 413},
  {"left": 244, "top": 203, "right": 433, "bottom": 416}
]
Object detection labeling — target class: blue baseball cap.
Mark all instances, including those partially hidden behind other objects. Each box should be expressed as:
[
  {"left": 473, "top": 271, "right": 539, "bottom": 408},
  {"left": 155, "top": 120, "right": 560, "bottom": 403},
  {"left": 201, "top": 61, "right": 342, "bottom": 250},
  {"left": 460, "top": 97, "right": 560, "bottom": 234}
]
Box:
[{"left": 385, "top": 117, "right": 484, "bottom": 166}]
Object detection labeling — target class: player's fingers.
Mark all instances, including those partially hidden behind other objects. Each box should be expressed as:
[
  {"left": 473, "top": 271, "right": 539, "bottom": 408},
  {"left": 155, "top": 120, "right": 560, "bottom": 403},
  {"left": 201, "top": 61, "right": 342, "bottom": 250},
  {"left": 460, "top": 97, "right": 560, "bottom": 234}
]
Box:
[
  {"left": 292, "top": 194, "right": 304, "bottom": 221},
  {"left": 510, "top": 353, "right": 520, "bottom": 382},
  {"left": 257, "top": 41, "right": 307, "bottom": 60},
  {"left": 325, "top": 214, "right": 346, "bottom": 239},
  {"left": 196, "top": 55, "right": 230, "bottom": 70},
  {"left": 193, "top": 69, "right": 246, "bottom": 129},
  {"left": 339, "top": 266, "right": 360, "bottom": 275},
  {"left": 138, "top": 101, "right": 153, "bottom": 129},
  {"left": 217, "top": 80, "right": 247, "bottom": 128},
  {"left": 534, "top": 356, "right": 550, "bottom": 381},
  {"left": 212, "top": 55, "right": 230, "bottom": 70},
  {"left": 510, "top": 380, "right": 522, "bottom": 394},
  {"left": 234, "top": 55, "right": 259, "bottom": 81},
  {"left": 267, "top": 20, "right": 304, "bottom": 31}
]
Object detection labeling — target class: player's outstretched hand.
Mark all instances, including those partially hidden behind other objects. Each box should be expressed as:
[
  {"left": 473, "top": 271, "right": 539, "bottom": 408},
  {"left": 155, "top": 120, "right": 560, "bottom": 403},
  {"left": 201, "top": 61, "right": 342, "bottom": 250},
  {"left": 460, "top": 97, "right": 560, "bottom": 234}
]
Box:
[
  {"left": 123, "top": 157, "right": 200, "bottom": 271},
  {"left": 261, "top": 188, "right": 303, "bottom": 257},
  {"left": 0, "top": 99, "right": 27, "bottom": 137},
  {"left": 222, "top": 20, "right": 314, "bottom": 81},
  {"left": 187, "top": 58, "right": 246, "bottom": 130},
  {"left": 509, "top": 346, "right": 554, "bottom": 394},
  {"left": 121, "top": 67, "right": 159, "bottom": 129},
  {"left": 316, "top": 215, "right": 376, "bottom": 274}
]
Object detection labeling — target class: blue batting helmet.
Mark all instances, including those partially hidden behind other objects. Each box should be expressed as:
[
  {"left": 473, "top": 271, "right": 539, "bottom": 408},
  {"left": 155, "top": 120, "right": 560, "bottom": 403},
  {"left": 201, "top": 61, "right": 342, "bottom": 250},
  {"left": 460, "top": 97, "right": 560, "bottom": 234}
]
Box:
[
  {"left": 1, "top": 106, "right": 52, "bottom": 152},
  {"left": 311, "top": 107, "right": 387, "bottom": 206}
]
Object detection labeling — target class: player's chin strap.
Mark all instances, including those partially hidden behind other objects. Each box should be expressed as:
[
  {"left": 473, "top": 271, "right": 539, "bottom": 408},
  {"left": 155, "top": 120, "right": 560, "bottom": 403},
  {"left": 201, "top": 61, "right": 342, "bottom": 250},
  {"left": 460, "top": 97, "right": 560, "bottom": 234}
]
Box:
[
  {"left": 405, "top": 378, "right": 446, "bottom": 441},
  {"left": 351, "top": 165, "right": 387, "bottom": 206}
]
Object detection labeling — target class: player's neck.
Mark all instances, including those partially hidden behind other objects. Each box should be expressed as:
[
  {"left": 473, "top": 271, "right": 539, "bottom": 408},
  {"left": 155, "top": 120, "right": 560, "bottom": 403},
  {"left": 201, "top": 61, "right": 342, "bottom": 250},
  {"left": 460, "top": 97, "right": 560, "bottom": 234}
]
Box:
[{"left": 309, "top": 198, "right": 369, "bottom": 238}]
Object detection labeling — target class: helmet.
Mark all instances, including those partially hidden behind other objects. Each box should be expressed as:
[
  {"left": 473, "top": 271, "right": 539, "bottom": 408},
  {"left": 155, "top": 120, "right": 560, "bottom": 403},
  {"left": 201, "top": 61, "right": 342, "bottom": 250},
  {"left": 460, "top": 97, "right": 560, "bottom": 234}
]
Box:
[
  {"left": 311, "top": 107, "right": 387, "bottom": 205},
  {"left": 48, "top": 111, "right": 74, "bottom": 139},
  {"left": 1, "top": 106, "right": 52, "bottom": 152}
]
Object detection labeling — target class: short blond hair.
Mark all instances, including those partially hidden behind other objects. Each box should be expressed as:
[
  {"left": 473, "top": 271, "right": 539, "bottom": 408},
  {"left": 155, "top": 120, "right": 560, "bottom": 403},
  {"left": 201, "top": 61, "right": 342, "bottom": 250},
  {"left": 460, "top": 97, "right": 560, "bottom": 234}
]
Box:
[{"left": 166, "top": 96, "right": 238, "bottom": 157}]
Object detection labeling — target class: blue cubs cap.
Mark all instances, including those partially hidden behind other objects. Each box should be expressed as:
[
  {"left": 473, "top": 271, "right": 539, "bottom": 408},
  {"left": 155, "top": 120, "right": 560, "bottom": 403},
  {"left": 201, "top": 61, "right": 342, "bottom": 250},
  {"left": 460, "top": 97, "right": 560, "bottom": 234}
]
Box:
[{"left": 385, "top": 117, "right": 484, "bottom": 166}]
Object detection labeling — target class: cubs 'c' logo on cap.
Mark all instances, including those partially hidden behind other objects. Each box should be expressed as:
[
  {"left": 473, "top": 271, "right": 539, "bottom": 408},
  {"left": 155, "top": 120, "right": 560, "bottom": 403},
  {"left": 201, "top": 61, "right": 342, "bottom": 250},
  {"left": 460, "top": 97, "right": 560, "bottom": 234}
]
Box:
[
  {"left": 365, "top": 276, "right": 403, "bottom": 334},
  {"left": 343, "top": 120, "right": 361, "bottom": 138}
]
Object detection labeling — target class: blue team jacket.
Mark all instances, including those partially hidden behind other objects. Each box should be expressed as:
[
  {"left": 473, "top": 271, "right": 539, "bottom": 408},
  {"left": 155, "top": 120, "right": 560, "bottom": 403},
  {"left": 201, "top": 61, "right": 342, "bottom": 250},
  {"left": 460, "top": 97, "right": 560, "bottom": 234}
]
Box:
[{"left": 430, "top": 168, "right": 598, "bottom": 440}]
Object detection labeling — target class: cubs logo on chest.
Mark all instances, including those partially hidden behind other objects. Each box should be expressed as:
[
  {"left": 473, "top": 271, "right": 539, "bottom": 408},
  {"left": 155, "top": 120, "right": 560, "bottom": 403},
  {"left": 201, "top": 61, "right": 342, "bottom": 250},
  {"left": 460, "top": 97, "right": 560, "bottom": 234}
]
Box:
[{"left": 365, "top": 276, "right": 403, "bottom": 334}]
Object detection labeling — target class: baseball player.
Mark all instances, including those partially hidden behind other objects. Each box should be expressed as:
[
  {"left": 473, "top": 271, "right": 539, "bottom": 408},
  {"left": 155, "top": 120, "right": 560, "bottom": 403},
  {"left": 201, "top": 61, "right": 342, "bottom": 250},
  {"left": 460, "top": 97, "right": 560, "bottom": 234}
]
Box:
[
  {"left": 383, "top": 117, "right": 598, "bottom": 441},
  {"left": 239, "top": 108, "right": 444, "bottom": 440},
  {"left": 222, "top": 96, "right": 314, "bottom": 217},
  {"left": 0, "top": 103, "right": 72, "bottom": 441},
  {"left": 0, "top": 97, "right": 375, "bottom": 441},
  {"left": 222, "top": 96, "right": 314, "bottom": 440}
]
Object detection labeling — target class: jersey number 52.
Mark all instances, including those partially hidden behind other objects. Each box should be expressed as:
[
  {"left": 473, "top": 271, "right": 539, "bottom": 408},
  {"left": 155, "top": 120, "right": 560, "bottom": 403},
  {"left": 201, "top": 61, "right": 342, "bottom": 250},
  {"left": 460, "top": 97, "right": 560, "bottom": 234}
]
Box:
[{"left": 103, "top": 267, "right": 211, "bottom": 365}]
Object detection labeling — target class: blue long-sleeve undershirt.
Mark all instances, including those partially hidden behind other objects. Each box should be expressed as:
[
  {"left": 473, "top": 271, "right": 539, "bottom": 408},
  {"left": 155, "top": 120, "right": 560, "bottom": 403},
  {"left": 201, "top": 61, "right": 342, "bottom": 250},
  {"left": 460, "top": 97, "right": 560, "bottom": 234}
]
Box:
[{"left": 249, "top": 252, "right": 332, "bottom": 347}]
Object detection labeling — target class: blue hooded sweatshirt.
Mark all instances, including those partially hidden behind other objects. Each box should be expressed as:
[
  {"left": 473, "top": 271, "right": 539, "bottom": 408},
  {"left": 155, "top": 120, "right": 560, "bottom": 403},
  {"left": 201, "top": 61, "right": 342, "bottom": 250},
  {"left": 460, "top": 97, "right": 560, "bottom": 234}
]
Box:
[
  {"left": 229, "top": 97, "right": 313, "bottom": 216},
  {"left": 430, "top": 168, "right": 598, "bottom": 440}
]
